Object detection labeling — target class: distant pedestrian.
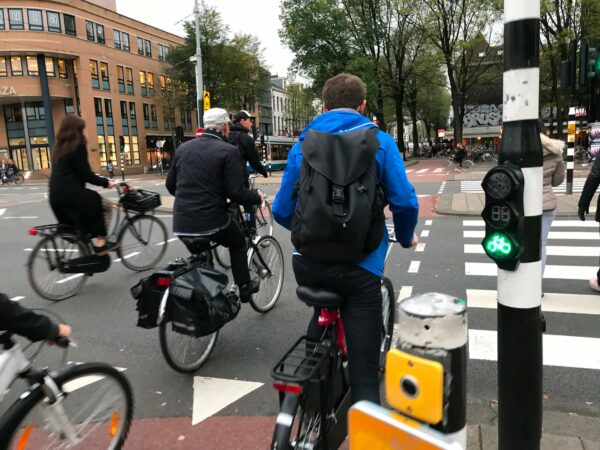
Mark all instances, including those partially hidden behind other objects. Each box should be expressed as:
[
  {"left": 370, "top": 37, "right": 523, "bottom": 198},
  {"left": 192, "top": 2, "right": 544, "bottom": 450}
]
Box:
[
  {"left": 158, "top": 157, "right": 164, "bottom": 176},
  {"left": 453, "top": 143, "right": 466, "bottom": 169},
  {"left": 107, "top": 159, "right": 114, "bottom": 179}
]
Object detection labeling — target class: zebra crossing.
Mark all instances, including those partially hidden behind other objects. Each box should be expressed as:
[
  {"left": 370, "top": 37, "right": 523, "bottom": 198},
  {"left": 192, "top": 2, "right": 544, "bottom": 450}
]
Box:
[
  {"left": 405, "top": 168, "right": 447, "bottom": 174},
  {"left": 461, "top": 178, "right": 587, "bottom": 194}
]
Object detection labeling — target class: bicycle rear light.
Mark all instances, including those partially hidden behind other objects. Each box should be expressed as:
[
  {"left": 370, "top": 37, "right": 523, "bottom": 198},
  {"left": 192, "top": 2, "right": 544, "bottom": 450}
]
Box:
[
  {"left": 28, "top": 228, "right": 38, "bottom": 236},
  {"left": 273, "top": 382, "right": 302, "bottom": 395},
  {"left": 155, "top": 277, "right": 171, "bottom": 287}
]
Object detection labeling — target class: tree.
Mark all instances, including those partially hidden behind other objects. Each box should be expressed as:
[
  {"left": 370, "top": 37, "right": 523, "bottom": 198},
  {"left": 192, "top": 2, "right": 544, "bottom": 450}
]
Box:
[
  {"left": 286, "top": 82, "right": 318, "bottom": 135},
  {"left": 158, "top": 68, "right": 188, "bottom": 151}
]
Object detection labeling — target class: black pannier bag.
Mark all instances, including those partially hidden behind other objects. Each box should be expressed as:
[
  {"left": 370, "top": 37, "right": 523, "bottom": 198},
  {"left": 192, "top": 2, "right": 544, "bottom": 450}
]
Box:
[
  {"left": 121, "top": 188, "right": 161, "bottom": 212},
  {"left": 169, "top": 265, "right": 241, "bottom": 337}
]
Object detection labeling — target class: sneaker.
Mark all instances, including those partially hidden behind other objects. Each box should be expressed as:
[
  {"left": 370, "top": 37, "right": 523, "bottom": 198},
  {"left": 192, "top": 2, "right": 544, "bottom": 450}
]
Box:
[
  {"left": 93, "top": 241, "right": 120, "bottom": 256},
  {"left": 589, "top": 277, "right": 600, "bottom": 293},
  {"left": 239, "top": 278, "right": 260, "bottom": 303}
]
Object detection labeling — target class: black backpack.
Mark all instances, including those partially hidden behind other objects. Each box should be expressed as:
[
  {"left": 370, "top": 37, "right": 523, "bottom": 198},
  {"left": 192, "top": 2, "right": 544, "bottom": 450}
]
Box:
[{"left": 291, "top": 127, "right": 385, "bottom": 263}]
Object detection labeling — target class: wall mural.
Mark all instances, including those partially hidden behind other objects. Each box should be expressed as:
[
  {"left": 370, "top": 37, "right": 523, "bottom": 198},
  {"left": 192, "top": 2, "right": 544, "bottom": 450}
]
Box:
[{"left": 463, "top": 104, "right": 503, "bottom": 128}]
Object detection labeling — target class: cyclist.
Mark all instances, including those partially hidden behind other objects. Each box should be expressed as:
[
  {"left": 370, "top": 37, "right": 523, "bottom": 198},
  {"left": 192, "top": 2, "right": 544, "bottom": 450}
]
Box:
[
  {"left": 166, "top": 107, "right": 264, "bottom": 302},
  {"left": 0, "top": 293, "right": 71, "bottom": 342},
  {"left": 228, "top": 110, "right": 269, "bottom": 234},
  {"left": 273, "top": 73, "right": 419, "bottom": 406},
  {"left": 49, "top": 115, "right": 116, "bottom": 255}
]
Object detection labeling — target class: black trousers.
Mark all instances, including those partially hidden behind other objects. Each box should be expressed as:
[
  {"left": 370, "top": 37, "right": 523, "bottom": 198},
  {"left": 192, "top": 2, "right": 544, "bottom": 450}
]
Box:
[{"left": 292, "top": 255, "right": 382, "bottom": 405}]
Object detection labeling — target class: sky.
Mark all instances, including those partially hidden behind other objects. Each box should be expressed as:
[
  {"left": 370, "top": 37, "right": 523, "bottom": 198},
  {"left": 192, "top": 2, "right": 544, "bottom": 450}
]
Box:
[{"left": 117, "top": 0, "right": 293, "bottom": 78}]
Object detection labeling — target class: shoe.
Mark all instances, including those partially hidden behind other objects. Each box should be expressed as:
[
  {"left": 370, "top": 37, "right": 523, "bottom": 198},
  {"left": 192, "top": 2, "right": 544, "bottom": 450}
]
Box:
[
  {"left": 93, "top": 241, "right": 120, "bottom": 256},
  {"left": 589, "top": 277, "right": 600, "bottom": 293},
  {"left": 239, "top": 278, "right": 260, "bottom": 303}
]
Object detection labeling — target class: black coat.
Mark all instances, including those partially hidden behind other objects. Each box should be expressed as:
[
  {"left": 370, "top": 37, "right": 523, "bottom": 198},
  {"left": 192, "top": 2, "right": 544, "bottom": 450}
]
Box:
[
  {"left": 0, "top": 293, "right": 59, "bottom": 342},
  {"left": 579, "top": 155, "right": 600, "bottom": 221},
  {"left": 166, "top": 129, "right": 261, "bottom": 234},
  {"left": 227, "top": 123, "right": 268, "bottom": 177}
]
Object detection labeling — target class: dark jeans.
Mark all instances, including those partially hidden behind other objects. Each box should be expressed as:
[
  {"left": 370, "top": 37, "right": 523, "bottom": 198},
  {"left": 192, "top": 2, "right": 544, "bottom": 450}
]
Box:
[
  {"left": 243, "top": 204, "right": 257, "bottom": 235},
  {"left": 181, "top": 219, "right": 251, "bottom": 286},
  {"left": 292, "top": 255, "right": 382, "bottom": 405}
]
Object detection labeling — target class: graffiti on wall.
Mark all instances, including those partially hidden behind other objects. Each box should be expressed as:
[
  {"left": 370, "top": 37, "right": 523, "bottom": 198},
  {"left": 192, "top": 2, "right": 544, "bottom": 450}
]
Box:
[{"left": 463, "top": 104, "right": 503, "bottom": 128}]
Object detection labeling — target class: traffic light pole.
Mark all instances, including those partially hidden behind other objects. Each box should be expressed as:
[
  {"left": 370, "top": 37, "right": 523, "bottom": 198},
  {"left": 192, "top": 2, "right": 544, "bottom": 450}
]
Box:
[
  {"left": 194, "top": 0, "right": 204, "bottom": 128},
  {"left": 566, "top": 107, "right": 576, "bottom": 194},
  {"left": 498, "top": 2, "right": 543, "bottom": 449}
]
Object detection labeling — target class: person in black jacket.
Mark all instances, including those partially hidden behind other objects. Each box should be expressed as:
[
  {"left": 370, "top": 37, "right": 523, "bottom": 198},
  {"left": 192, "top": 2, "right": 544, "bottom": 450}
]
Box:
[
  {"left": 0, "top": 293, "right": 71, "bottom": 342},
  {"left": 49, "top": 115, "right": 116, "bottom": 255},
  {"left": 228, "top": 110, "right": 268, "bottom": 234},
  {"left": 166, "top": 108, "right": 264, "bottom": 301},
  {"left": 578, "top": 154, "right": 600, "bottom": 292}
]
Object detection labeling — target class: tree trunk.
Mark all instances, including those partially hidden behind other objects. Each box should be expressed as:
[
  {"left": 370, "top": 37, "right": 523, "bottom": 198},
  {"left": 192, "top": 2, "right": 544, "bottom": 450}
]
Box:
[
  {"left": 376, "top": 81, "right": 386, "bottom": 131},
  {"left": 394, "top": 94, "right": 406, "bottom": 160},
  {"left": 409, "top": 101, "right": 419, "bottom": 157}
]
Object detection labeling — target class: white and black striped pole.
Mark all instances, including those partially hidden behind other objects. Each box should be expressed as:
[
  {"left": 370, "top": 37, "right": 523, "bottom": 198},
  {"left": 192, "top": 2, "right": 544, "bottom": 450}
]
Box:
[
  {"left": 497, "top": 1, "right": 543, "bottom": 449},
  {"left": 566, "top": 107, "right": 576, "bottom": 194}
]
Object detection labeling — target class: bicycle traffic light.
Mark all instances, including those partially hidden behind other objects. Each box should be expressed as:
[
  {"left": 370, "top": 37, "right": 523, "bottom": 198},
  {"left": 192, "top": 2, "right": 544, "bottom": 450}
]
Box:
[
  {"left": 119, "top": 136, "right": 125, "bottom": 153},
  {"left": 481, "top": 163, "right": 524, "bottom": 271}
]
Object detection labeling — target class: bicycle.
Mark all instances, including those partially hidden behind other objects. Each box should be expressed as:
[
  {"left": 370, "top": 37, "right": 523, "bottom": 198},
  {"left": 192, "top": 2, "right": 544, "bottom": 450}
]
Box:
[
  {"left": 0, "top": 169, "right": 24, "bottom": 185},
  {"left": 214, "top": 174, "right": 273, "bottom": 269},
  {"left": 447, "top": 156, "right": 474, "bottom": 170},
  {"left": 156, "top": 204, "right": 285, "bottom": 373},
  {"left": 0, "top": 332, "right": 133, "bottom": 449},
  {"left": 27, "top": 182, "right": 168, "bottom": 301}
]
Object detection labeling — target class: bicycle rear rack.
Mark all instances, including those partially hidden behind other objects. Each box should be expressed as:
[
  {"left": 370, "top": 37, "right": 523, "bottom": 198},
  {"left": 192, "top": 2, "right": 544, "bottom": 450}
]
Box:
[{"left": 271, "top": 336, "right": 332, "bottom": 385}]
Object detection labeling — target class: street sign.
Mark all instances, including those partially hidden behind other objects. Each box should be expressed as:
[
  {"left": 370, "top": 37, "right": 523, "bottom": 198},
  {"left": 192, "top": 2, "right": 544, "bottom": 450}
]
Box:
[
  {"left": 203, "top": 90, "right": 210, "bottom": 111},
  {"left": 348, "top": 402, "right": 462, "bottom": 450},
  {"left": 196, "top": 127, "right": 204, "bottom": 138},
  {"left": 437, "top": 129, "right": 445, "bottom": 138}
]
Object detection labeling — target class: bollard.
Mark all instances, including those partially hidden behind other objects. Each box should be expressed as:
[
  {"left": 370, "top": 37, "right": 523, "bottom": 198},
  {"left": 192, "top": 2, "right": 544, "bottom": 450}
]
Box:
[
  {"left": 567, "top": 106, "right": 576, "bottom": 194},
  {"left": 388, "top": 292, "right": 468, "bottom": 447}
]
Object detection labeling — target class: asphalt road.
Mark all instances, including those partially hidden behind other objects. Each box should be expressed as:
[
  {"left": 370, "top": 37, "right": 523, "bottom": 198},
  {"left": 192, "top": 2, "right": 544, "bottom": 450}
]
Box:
[{"left": 1, "top": 165, "right": 599, "bottom": 449}]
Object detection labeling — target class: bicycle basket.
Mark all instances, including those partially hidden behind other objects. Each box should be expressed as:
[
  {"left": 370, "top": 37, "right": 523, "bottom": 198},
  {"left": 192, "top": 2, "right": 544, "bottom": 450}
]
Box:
[
  {"left": 271, "top": 336, "right": 332, "bottom": 385},
  {"left": 121, "top": 189, "right": 161, "bottom": 212}
]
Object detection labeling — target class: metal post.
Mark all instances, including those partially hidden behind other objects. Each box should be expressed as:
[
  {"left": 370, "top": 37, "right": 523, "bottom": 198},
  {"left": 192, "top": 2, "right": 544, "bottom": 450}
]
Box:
[
  {"left": 393, "top": 293, "right": 468, "bottom": 447},
  {"left": 498, "top": 1, "right": 543, "bottom": 449},
  {"left": 567, "top": 107, "right": 576, "bottom": 194},
  {"left": 37, "top": 54, "right": 55, "bottom": 153},
  {"left": 194, "top": 0, "right": 204, "bottom": 128},
  {"left": 120, "top": 153, "right": 125, "bottom": 182}
]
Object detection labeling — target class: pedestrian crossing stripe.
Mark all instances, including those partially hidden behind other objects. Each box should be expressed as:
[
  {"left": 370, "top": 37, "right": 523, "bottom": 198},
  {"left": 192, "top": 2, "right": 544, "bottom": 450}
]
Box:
[
  {"left": 460, "top": 179, "right": 586, "bottom": 193},
  {"left": 462, "top": 219, "right": 598, "bottom": 228},
  {"left": 463, "top": 230, "right": 599, "bottom": 240},
  {"left": 465, "top": 262, "right": 596, "bottom": 280},
  {"left": 405, "top": 168, "right": 448, "bottom": 174},
  {"left": 464, "top": 243, "right": 600, "bottom": 256}
]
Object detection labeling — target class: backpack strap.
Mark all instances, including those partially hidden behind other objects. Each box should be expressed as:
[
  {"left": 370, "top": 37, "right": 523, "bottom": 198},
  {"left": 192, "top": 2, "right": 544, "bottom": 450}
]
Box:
[{"left": 332, "top": 185, "right": 345, "bottom": 217}]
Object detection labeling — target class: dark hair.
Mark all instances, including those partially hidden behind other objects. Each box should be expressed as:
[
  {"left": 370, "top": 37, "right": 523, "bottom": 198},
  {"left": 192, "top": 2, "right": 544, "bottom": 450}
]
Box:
[
  {"left": 538, "top": 118, "right": 546, "bottom": 133},
  {"left": 322, "top": 73, "right": 367, "bottom": 110},
  {"left": 53, "top": 114, "right": 87, "bottom": 162}
]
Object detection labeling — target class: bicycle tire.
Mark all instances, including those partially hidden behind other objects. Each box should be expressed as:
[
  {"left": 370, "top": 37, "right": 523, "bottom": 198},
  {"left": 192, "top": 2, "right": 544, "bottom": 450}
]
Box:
[
  {"left": 256, "top": 201, "right": 273, "bottom": 237},
  {"left": 27, "top": 233, "right": 89, "bottom": 301},
  {"left": 118, "top": 214, "right": 168, "bottom": 271},
  {"left": 213, "top": 246, "right": 232, "bottom": 269},
  {"left": 248, "top": 235, "right": 284, "bottom": 313},
  {"left": 159, "top": 320, "right": 218, "bottom": 373},
  {"left": 13, "top": 174, "right": 24, "bottom": 185},
  {"left": 379, "top": 277, "right": 396, "bottom": 379},
  {"left": 0, "top": 362, "right": 133, "bottom": 450},
  {"left": 272, "top": 393, "right": 322, "bottom": 450}
]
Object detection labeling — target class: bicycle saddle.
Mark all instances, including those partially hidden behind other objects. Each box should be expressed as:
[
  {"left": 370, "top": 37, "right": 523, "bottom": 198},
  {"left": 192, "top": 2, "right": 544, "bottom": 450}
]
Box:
[
  {"left": 179, "top": 236, "right": 213, "bottom": 255},
  {"left": 296, "top": 286, "right": 344, "bottom": 309}
]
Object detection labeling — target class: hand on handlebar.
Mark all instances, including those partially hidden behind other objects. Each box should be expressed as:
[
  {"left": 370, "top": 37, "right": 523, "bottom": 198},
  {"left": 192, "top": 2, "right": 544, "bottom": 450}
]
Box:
[
  {"left": 257, "top": 190, "right": 265, "bottom": 204},
  {"left": 107, "top": 180, "right": 115, "bottom": 189}
]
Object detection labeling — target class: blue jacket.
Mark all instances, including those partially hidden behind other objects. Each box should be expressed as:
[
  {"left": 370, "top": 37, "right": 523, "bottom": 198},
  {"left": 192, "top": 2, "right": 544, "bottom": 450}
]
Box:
[{"left": 273, "top": 109, "right": 419, "bottom": 277}]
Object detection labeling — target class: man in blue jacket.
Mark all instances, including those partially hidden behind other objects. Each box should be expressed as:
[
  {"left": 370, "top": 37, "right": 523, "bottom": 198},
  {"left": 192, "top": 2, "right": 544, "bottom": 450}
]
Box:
[{"left": 273, "top": 73, "right": 419, "bottom": 405}]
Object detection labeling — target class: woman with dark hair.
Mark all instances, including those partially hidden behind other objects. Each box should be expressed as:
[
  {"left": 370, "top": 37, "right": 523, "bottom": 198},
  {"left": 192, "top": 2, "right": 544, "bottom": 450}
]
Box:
[{"left": 49, "top": 114, "right": 117, "bottom": 255}]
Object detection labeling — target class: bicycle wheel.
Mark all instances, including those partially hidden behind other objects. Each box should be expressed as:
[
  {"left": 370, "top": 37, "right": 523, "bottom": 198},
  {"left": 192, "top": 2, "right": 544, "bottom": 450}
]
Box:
[
  {"left": 248, "top": 235, "right": 284, "bottom": 313},
  {"left": 27, "top": 233, "right": 89, "bottom": 301},
  {"left": 1, "top": 363, "right": 133, "bottom": 450},
  {"left": 159, "top": 320, "right": 218, "bottom": 373},
  {"left": 213, "top": 246, "right": 231, "bottom": 269},
  {"left": 463, "top": 160, "right": 475, "bottom": 168},
  {"left": 13, "top": 174, "right": 24, "bottom": 185},
  {"left": 255, "top": 201, "right": 273, "bottom": 237},
  {"left": 118, "top": 214, "right": 167, "bottom": 271},
  {"left": 272, "top": 393, "right": 322, "bottom": 450},
  {"left": 379, "top": 277, "right": 395, "bottom": 379}
]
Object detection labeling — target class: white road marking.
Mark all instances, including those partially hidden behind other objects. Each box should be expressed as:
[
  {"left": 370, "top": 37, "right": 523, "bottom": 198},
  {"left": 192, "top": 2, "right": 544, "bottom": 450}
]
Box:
[
  {"left": 425, "top": 220, "right": 433, "bottom": 226},
  {"left": 466, "top": 289, "right": 600, "bottom": 315},
  {"left": 465, "top": 262, "right": 596, "bottom": 280},
  {"left": 397, "top": 286, "right": 413, "bottom": 303},
  {"left": 464, "top": 243, "right": 600, "bottom": 257},
  {"left": 157, "top": 237, "right": 178, "bottom": 246},
  {"left": 437, "top": 182, "right": 446, "bottom": 194},
  {"left": 464, "top": 230, "right": 599, "bottom": 240},
  {"left": 469, "top": 329, "right": 600, "bottom": 370},
  {"left": 385, "top": 243, "right": 394, "bottom": 262},
  {"left": 24, "top": 248, "right": 79, "bottom": 253},
  {"left": 416, "top": 168, "right": 429, "bottom": 173},
  {"left": 463, "top": 219, "right": 598, "bottom": 228},
  {"left": 154, "top": 214, "right": 173, "bottom": 218},
  {"left": 55, "top": 274, "right": 84, "bottom": 284},
  {"left": 192, "top": 377, "right": 263, "bottom": 425},
  {"left": 408, "top": 261, "right": 421, "bottom": 273},
  {"left": 433, "top": 168, "right": 444, "bottom": 173},
  {"left": 63, "top": 366, "right": 127, "bottom": 393},
  {"left": 2, "top": 216, "right": 39, "bottom": 219},
  {"left": 0, "top": 208, "right": 5, "bottom": 216},
  {"left": 113, "top": 251, "right": 140, "bottom": 262},
  {"left": 406, "top": 169, "right": 414, "bottom": 173},
  {"left": 415, "top": 243, "right": 426, "bottom": 252},
  {"left": 420, "top": 230, "right": 430, "bottom": 237},
  {"left": 10, "top": 296, "right": 24, "bottom": 302}
]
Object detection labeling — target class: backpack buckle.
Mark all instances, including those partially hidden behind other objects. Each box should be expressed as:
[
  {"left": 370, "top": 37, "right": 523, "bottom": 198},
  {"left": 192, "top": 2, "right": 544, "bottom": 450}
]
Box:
[{"left": 332, "top": 186, "right": 345, "bottom": 203}]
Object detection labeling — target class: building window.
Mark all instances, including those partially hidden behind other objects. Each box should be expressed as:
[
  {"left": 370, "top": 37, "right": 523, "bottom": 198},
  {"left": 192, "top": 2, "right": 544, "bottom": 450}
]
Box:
[
  {"left": 27, "top": 9, "right": 43, "bottom": 31},
  {"left": 137, "top": 37, "right": 144, "bottom": 55},
  {"left": 163, "top": 107, "right": 170, "bottom": 130},
  {"left": 99, "top": 62, "right": 109, "bottom": 90},
  {"left": 64, "top": 14, "right": 75, "bottom": 36},
  {"left": 45, "top": 58, "right": 55, "bottom": 77},
  {"left": 0, "top": 57, "right": 6, "bottom": 77},
  {"left": 122, "top": 32, "right": 130, "bottom": 51},
  {"left": 144, "top": 39, "right": 152, "bottom": 57},
  {"left": 139, "top": 71, "right": 147, "bottom": 96},
  {"left": 151, "top": 105, "right": 158, "bottom": 129},
  {"left": 113, "top": 29, "right": 121, "bottom": 49},
  {"left": 159, "top": 75, "right": 166, "bottom": 92},
  {"left": 147, "top": 72, "right": 155, "bottom": 96},
  {"left": 129, "top": 102, "right": 136, "bottom": 120},
  {"left": 8, "top": 8, "right": 24, "bottom": 30},
  {"left": 57, "top": 59, "right": 67, "bottom": 78},
  {"left": 120, "top": 101, "right": 128, "bottom": 132},
  {"left": 143, "top": 103, "right": 150, "bottom": 129},
  {"left": 10, "top": 56, "right": 23, "bottom": 76},
  {"left": 86, "top": 20, "right": 95, "bottom": 41},
  {"left": 89, "top": 59, "right": 99, "bottom": 89},
  {"left": 0, "top": 10, "right": 4, "bottom": 30},
  {"left": 96, "top": 24, "right": 105, "bottom": 44},
  {"left": 25, "top": 102, "right": 45, "bottom": 121},
  {"left": 47, "top": 11, "right": 60, "bottom": 32},
  {"left": 26, "top": 56, "right": 39, "bottom": 76},
  {"left": 158, "top": 44, "right": 169, "bottom": 61},
  {"left": 126, "top": 67, "right": 134, "bottom": 94},
  {"left": 117, "top": 65, "right": 125, "bottom": 93},
  {"left": 64, "top": 99, "right": 74, "bottom": 114},
  {"left": 94, "top": 97, "right": 104, "bottom": 136}
]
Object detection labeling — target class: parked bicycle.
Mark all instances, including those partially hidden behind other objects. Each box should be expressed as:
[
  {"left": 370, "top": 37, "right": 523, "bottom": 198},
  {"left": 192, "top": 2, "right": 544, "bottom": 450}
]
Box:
[
  {"left": 152, "top": 204, "right": 284, "bottom": 373},
  {"left": 27, "top": 182, "right": 167, "bottom": 301},
  {"left": 0, "top": 332, "right": 133, "bottom": 449}
]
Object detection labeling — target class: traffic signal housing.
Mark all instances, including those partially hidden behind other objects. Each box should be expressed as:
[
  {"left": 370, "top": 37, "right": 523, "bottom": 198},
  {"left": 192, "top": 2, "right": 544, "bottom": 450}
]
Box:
[
  {"left": 481, "top": 163, "right": 525, "bottom": 271},
  {"left": 119, "top": 136, "right": 125, "bottom": 153}
]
